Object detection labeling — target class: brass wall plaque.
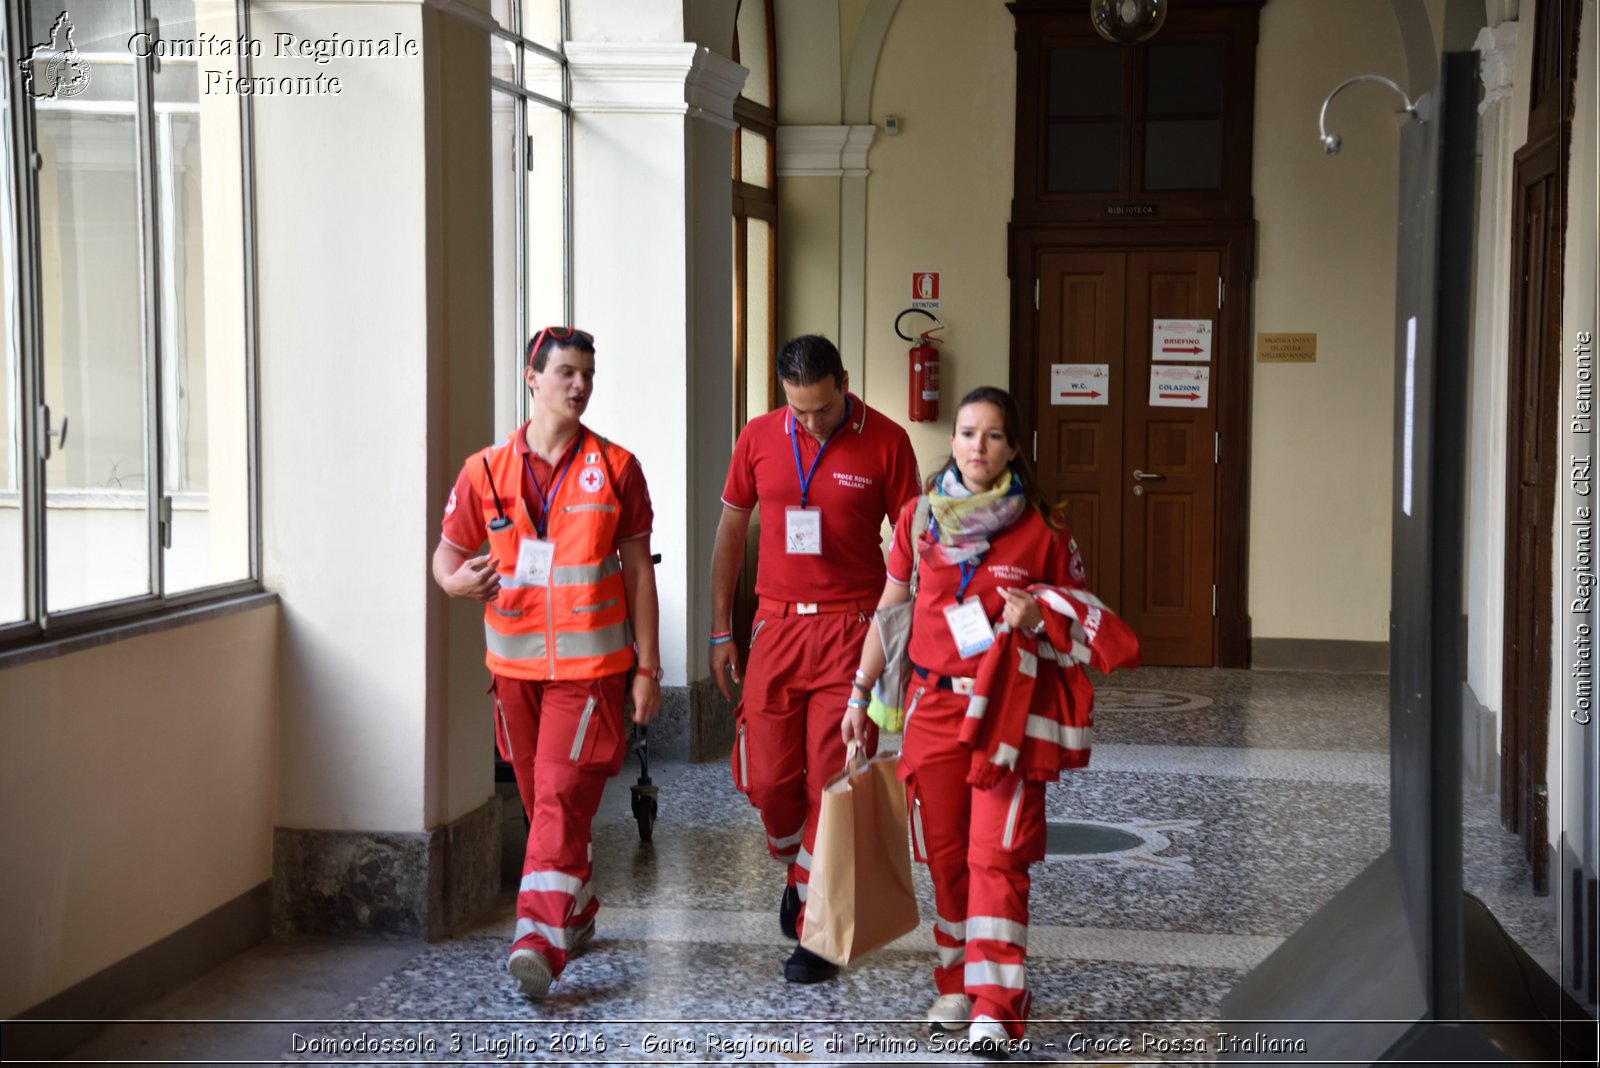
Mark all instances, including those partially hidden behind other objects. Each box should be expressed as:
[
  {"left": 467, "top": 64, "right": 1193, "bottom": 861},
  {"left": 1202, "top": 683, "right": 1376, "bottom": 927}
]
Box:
[{"left": 1257, "top": 332, "right": 1317, "bottom": 363}]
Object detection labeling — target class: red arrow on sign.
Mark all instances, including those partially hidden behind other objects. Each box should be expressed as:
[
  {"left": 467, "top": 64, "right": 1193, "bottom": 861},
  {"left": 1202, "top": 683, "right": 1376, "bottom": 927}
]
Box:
[
  {"left": 1058, "top": 390, "right": 1103, "bottom": 399},
  {"left": 1161, "top": 345, "right": 1204, "bottom": 354},
  {"left": 1157, "top": 392, "right": 1202, "bottom": 401}
]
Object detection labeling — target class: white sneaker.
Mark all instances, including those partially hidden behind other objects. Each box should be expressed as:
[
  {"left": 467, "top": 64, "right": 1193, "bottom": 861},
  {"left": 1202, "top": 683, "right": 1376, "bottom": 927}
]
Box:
[
  {"left": 507, "top": 948, "right": 552, "bottom": 998},
  {"left": 926, "top": 992, "right": 972, "bottom": 1031},
  {"left": 968, "top": 1017, "right": 1012, "bottom": 1061}
]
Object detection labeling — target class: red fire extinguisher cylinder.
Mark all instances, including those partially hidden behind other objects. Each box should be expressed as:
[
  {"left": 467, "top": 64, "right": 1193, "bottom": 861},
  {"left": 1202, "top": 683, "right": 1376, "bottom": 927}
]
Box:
[{"left": 909, "top": 339, "right": 940, "bottom": 422}]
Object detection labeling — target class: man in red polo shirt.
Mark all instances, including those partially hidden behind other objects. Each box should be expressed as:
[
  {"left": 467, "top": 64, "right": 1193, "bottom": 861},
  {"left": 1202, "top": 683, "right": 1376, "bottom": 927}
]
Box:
[
  {"left": 433, "top": 326, "right": 660, "bottom": 1000},
  {"left": 710, "top": 333, "right": 920, "bottom": 983}
]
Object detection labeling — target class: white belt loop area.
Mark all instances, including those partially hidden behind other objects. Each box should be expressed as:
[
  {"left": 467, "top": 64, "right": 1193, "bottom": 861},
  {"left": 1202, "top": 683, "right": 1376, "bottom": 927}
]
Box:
[
  {"left": 795, "top": 602, "right": 818, "bottom": 615},
  {"left": 949, "top": 676, "right": 976, "bottom": 695}
]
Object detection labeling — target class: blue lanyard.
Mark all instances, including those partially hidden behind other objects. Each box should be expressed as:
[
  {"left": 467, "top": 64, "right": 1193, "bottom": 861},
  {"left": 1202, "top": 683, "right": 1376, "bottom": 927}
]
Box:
[
  {"left": 790, "top": 397, "right": 851, "bottom": 508},
  {"left": 522, "top": 430, "right": 583, "bottom": 539},
  {"left": 956, "top": 556, "right": 984, "bottom": 603}
]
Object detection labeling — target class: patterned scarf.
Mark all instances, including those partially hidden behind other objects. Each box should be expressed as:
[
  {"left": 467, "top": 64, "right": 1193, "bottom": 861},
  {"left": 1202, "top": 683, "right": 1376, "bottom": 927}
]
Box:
[{"left": 925, "top": 463, "right": 1027, "bottom": 564}]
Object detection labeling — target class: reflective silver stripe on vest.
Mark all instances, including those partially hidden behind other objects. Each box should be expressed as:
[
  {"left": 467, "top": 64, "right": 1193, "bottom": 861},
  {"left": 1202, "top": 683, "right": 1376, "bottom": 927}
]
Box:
[
  {"left": 485, "top": 625, "right": 548, "bottom": 660},
  {"left": 553, "top": 556, "right": 622, "bottom": 586},
  {"left": 572, "top": 598, "right": 617, "bottom": 615},
  {"left": 490, "top": 603, "right": 524, "bottom": 618},
  {"left": 555, "top": 619, "right": 632, "bottom": 660},
  {"left": 497, "top": 556, "right": 622, "bottom": 590},
  {"left": 561, "top": 504, "right": 618, "bottom": 513}
]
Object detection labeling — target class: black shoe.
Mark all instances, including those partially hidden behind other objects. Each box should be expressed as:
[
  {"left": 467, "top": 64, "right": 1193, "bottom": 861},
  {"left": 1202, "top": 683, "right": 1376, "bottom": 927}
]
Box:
[
  {"left": 782, "top": 944, "right": 839, "bottom": 983},
  {"left": 778, "top": 886, "right": 800, "bottom": 940}
]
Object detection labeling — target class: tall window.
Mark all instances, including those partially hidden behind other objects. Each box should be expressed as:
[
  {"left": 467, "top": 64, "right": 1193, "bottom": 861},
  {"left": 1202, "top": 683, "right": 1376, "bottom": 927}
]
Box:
[
  {"left": 490, "top": 0, "right": 569, "bottom": 435},
  {"left": 731, "top": 0, "right": 775, "bottom": 428},
  {"left": 1, "top": 0, "right": 255, "bottom": 641}
]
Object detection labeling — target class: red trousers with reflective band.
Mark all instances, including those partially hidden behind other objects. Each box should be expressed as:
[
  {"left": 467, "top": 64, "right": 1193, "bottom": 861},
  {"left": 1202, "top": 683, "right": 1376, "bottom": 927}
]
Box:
[
  {"left": 901, "top": 685, "right": 1045, "bottom": 1038},
  {"left": 493, "top": 672, "right": 628, "bottom": 976},
  {"left": 730, "top": 607, "right": 877, "bottom": 933}
]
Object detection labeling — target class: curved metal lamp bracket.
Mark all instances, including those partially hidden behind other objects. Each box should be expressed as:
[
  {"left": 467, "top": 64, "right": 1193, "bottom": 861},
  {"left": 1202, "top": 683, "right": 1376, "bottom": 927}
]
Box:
[{"left": 1317, "top": 75, "right": 1422, "bottom": 155}]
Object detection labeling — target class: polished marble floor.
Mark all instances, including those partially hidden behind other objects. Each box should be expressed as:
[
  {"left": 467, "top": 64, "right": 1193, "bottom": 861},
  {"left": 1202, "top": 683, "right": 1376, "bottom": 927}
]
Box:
[{"left": 57, "top": 667, "right": 1560, "bottom": 1065}]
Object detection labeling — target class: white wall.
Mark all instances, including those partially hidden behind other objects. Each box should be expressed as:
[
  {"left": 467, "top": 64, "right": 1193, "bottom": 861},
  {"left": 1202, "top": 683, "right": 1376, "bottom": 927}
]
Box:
[
  {"left": 861, "top": 0, "right": 1015, "bottom": 473},
  {"left": 0, "top": 605, "right": 278, "bottom": 1017},
  {"left": 1248, "top": 0, "right": 1408, "bottom": 643},
  {"left": 253, "top": 0, "right": 438, "bottom": 832}
]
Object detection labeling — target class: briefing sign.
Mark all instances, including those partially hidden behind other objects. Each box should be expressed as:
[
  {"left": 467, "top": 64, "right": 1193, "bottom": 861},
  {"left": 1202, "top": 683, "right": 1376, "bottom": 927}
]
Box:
[{"left": 1151, "top": 319, "right": 1213, "bottom": 362}]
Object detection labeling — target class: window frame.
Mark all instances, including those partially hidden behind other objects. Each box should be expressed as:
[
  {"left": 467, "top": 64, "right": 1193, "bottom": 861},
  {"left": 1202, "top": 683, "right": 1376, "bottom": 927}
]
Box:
[
  {"left": 731, "top": 0, "right": 777, "bottom": 425},
  {"left": 490, "top": 0, "right": 572, "bottom": 431},
  {"left": 0, "top": 0, "right": 262, "bottom": 650}
]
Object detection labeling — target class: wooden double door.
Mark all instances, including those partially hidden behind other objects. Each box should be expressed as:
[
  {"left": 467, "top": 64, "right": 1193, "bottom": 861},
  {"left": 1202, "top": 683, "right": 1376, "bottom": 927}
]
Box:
[{"left": 1034, "top": 247, "right": 1222, "bottom": 666}]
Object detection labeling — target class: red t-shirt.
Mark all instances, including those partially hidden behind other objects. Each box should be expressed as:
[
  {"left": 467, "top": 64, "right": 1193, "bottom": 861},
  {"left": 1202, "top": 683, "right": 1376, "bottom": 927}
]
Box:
[
  {"left": 722, "top": 394, "right": 920, "bottom": 603},
  {"left": 441, "top": 423, "right": 653, "bottom": 551},
  {"left": 886, "top": 497, "right": 1086, "bottom": 678}
]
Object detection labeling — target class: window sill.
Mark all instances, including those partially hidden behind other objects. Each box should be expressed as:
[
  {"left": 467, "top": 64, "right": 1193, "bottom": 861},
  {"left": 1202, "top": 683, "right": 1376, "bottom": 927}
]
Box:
[{"left": 0, "top": 591, "right": 280, "bottom": 672}]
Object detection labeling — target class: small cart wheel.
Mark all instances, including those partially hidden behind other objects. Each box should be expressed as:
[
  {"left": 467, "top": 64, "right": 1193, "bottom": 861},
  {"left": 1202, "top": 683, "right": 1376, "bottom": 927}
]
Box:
[{"left": 631, "top": 784, "right": 658, "bottom": 842}]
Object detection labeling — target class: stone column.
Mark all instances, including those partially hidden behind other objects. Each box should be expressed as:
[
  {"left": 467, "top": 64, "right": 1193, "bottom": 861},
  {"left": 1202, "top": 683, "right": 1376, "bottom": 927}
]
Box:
[
  {"left": 259, "top": 0, "right": 500, "bottom": 939},
  {"left": 565, "top": 40, "right": 747, "bottom": 760},
  {"left": 1462, "top": 18, "right": 1519, "bottom": 794}
]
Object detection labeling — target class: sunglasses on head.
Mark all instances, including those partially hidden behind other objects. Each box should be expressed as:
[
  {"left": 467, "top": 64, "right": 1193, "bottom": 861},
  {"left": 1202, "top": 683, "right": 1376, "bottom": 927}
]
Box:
[{"left": 527, "top": 326, "right": 595, "bottom": 367}]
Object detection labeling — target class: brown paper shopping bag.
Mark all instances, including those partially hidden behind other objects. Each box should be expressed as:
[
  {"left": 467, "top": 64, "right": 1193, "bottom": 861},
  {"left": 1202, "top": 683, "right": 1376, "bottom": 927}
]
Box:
[{"left": 799, "top": 748, "right": 920, "bottom": 966}]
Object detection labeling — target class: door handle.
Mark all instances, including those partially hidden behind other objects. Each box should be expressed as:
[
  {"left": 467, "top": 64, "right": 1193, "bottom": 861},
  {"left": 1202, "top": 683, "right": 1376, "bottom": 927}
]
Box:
[
  {"left": 39, "top": 405, "right": 68, "bottom": 460},
  {"left": 1132, "top": 469, "right": 1164, "bottom": 481}
]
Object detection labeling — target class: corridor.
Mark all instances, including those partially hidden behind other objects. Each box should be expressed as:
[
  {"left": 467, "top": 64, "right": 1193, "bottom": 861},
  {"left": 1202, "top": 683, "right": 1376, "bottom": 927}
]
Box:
[{"left": 54, "top": 667, "right": 1552, "bottom": 1064}]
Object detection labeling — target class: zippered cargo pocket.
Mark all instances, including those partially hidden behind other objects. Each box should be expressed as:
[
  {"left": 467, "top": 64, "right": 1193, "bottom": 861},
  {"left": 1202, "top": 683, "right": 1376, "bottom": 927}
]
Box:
[
  {"left": 1001, "top": 778, "right": 1025, "bottom": 850},
  {"left": 911, "top": 793, "right": 929, "bottom": 863},
  {"left": 730, "top": 709, "right": 751, "bottom": 793},
  {"left": 568, "top": 696, "right": 599, "bottom": 762}
]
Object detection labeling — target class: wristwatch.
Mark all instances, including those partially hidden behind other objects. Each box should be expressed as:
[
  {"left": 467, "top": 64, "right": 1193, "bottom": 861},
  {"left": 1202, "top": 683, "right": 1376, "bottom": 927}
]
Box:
[{"left": 637, "top": 666, "right": 664, "bottom": 682}]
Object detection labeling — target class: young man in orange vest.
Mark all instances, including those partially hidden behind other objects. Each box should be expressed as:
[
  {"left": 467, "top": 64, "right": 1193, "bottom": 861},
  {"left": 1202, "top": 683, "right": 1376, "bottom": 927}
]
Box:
[
  {"left": 711, "top": 334, "right": 920, "bottom": 983},
  {"left": 433, "top": 327, "right": 661, "bottom": 998}
]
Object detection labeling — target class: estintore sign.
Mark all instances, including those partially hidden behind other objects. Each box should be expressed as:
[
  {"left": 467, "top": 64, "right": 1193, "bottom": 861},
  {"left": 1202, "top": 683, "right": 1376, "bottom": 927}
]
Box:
[
  {"left": 912, "top": 271, "right": 940, "bottom": 309},
  {"left": 1051, "top": 363, "right": 1109, "bottom": 405},
  {"left": 1149, "top": 365, "right": 1210, "bottom": 407},
  {"left": 1151, "top": 318, "right": 1213, "bottom": 361}
]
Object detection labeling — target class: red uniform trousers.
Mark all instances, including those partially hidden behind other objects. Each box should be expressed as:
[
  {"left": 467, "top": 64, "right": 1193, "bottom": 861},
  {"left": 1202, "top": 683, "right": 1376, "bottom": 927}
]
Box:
[
  {"left": 901, "top": 685, "right": 1047, "bottom": 1039},
  {"left": 731, "top": 605, "right": 878, "bottom": 933},
  {"left": 492, "top": 672, "right": 628, "bottom": 977}
]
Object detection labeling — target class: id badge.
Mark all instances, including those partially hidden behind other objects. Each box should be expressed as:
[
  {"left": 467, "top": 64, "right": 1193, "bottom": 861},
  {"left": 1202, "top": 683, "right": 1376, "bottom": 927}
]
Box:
[
  {"left": 944, "top": 598, "right": 995, "bottom": 658},
  {"left": 785, "top": 506, "right": 822, "bottom": 555},
  {"left": 515, "top": 537, "right": 556, "bottom": 586}
]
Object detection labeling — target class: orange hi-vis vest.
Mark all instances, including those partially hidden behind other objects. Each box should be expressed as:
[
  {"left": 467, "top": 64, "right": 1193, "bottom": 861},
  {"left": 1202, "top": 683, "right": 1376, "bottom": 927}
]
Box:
[{"left": 467, "top": 425, "right": 636, "bottom": 681}]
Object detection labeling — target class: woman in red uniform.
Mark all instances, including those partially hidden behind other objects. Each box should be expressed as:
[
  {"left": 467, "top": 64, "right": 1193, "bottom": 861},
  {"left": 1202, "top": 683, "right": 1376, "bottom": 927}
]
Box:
[{"left": 843, "top": 386, "right": 1094, "bottom": 1059}]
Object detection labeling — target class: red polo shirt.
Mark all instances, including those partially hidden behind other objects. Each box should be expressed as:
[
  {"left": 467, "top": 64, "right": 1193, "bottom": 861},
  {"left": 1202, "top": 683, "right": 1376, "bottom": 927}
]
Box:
[
  {"left": 441, "top": 422, "right": 653, "bottom": 552},
  {"left": 723, "top": 393, "right": 920, "bottom": 603},
  {"left": 887, "top": 498, "right": 1086, "bottom": 677}
]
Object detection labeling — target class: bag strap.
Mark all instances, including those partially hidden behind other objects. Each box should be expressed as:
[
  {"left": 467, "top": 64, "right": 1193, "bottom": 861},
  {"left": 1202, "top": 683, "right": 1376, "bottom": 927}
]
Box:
[{"left": 907, "top": 495, "right": 931, "bottom": 601}]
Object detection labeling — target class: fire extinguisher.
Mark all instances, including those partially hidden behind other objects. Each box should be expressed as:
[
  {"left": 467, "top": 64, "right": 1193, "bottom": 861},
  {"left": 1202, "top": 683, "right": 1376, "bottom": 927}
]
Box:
[{"left": 896, "top": 308, "right": 945, "bottom": 423}]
